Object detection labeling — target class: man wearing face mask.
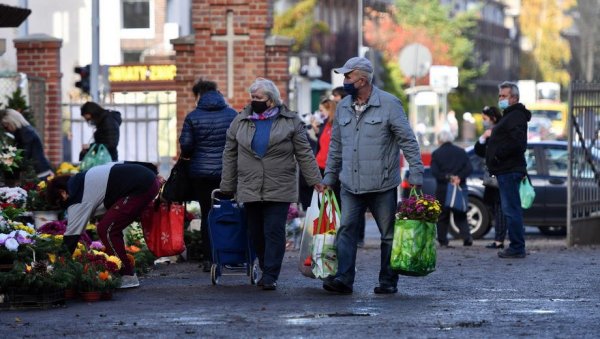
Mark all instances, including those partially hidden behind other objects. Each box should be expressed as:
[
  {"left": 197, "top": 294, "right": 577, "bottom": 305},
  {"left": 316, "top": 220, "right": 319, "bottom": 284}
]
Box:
[
  {"left": 321, "top": 57, "right": 424, "bottom": 295},
  {"left": 221, "top": 77, "right": 324, "bottom": 291},
  {"left": 485, "top": 81, "right": 531, "bottom": 259}
]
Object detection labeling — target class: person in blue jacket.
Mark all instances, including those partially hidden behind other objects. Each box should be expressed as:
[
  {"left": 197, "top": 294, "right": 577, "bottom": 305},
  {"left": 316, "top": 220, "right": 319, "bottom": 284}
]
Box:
[{"left": 179, "top": 79, "right": 237, "bottom": 272}]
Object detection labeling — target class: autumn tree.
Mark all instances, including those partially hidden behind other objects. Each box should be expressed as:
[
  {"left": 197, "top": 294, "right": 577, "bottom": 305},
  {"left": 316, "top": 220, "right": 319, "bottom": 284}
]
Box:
[
  {"left": 519, "top": 0, "right": 575, "bottom": 86},
  {"left": 272, "top": 0, "right": 329, "bottom": 53}
]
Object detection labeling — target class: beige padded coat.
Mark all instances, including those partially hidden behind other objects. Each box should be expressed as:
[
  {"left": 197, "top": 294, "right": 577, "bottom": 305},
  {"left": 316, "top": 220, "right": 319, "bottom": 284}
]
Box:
[{"left": 220, "top": 105, "right": 322, "bottom": 203}]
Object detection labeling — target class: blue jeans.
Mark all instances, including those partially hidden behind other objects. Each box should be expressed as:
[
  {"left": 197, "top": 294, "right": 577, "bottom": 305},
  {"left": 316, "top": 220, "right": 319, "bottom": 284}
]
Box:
[
  {"left": 496, "top": 172, "right": 526, "bottom": 254},
  {"left": 336, "top": 188, "right": 398, "bottom": 288},
  {"left": 244, "top": 201, "right": 290, "bottom": 284}
]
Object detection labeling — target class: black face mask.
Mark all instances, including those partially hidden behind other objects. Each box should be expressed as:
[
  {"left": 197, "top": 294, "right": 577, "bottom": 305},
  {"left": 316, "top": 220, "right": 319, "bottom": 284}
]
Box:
[{"left": 251, "top": 100, "right": 269, "bottom": 114}]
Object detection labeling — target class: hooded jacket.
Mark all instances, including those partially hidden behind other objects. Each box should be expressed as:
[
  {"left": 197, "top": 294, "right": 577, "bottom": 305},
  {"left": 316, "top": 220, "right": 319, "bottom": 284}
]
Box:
[
  {"left": 220, "top": 104, "right": 322, "bottom": 203},
  {"left": 91, "top": 109, "right": 122, "bottom": 161},
  {"left": 485, "top": 103, "right": 531, "bottom": 175},
  {"left": 179, "top": 91, "right": 237, "bottom": 177}
]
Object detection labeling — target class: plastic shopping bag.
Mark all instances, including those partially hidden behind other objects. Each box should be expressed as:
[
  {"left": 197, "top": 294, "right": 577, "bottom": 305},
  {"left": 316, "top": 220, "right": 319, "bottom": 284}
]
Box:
[
  {"left": 298, "top": 190, "right": 322, "bottom": 278},
  {"left": 79, "top": 144, "right": 112, "bottom": 171},
  {"left": 445, "top": 183, "right": 468, "bottom": 213},
  {"left": 390, "top": 219, "right": 437, "bottom": 276},
  {"left": 519, "top": 175, "right": 536, "bottom": 209},
  {"left": 311, "top": 190, "right": 340, "bottom": 279},
  {"left": 141, "top": 200, "right": 185, "bottom": 257}
]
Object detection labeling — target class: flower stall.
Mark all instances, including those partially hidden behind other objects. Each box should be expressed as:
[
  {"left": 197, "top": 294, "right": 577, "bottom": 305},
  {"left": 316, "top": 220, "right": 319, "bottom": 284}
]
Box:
[{"left": 0, "top": 157, "right": 159, "bottom": 309}]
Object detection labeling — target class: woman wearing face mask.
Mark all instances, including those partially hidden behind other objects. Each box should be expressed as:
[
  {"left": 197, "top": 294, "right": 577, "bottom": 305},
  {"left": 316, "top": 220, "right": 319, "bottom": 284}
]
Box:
[
  {"left": 474, "top": 106, "right": 507, "bottom": 249},
  {"left": 220, "top": 77, "right": 324, "bottom": 290},
  {"left": 80, "top": 101, "right": 122, "bottom": 161}
]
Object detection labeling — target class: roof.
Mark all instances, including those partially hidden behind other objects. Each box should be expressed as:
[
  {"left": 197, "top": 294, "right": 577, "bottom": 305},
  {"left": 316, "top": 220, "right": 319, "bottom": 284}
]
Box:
[{"left": 0, "top": 4, "right": 31, "bottom": 28}]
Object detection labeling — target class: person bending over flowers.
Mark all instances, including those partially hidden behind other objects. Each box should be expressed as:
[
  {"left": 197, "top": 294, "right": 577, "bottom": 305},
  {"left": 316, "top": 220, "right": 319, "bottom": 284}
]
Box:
[{"left": 46, "top": 162, "right": 162, "bottom": 288}]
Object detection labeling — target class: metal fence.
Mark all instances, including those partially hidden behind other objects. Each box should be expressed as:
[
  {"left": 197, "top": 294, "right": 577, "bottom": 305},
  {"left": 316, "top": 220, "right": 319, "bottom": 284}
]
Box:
[
  {"left": 567, "top": 81, "right": 600, "bottom": 246},
  {"left": 62, "top": 91, "right": 177, "bottom": 175}
]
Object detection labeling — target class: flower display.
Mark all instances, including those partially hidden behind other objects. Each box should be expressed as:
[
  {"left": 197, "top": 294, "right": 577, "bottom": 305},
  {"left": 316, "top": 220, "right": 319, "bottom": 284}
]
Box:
[
  {"left": 74, "top": 249, "right": 121, "bottom": 292},
  {"left": 397, "top": 193, "right": 441, "bottom": 223},
  {"left": 0, "top": 142, "right": 23, "bottom": 173},
  {"left": 23, "top": 178, "right": 61, "bottom": 211},
  {"left": 0, "top": 186, "right": 28, "bottom": 209},
  {"left": 0, "top": 230, "right": 33, "bottom": 252}
]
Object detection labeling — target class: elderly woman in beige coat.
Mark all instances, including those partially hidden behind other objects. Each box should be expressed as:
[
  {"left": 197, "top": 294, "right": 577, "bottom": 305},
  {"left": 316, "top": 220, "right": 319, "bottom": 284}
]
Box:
[{"left": 221, "top": 77, "right": 324, "bottom": 290}]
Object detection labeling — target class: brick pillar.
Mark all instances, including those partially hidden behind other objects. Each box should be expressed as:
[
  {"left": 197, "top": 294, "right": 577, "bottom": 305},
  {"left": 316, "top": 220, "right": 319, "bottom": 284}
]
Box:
[
  {"left": 14, "top": 34, "right": 63, "bottom": 166},
  {"left": 171, "top": 35, "right": 196, "bottom": 147},
  {"left": 265, "top": 36, "right": 293, "bottom": 104}
]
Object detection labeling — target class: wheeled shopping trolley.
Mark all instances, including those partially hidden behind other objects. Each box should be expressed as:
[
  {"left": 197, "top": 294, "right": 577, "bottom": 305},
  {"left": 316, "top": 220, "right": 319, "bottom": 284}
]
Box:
[{"left": 207, "top": 189, "right": 258, "bottom": 285}]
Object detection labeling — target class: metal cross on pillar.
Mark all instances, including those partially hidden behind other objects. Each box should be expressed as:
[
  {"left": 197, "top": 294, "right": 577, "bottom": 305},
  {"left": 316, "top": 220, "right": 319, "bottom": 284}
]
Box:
[{"left": 211, "top": 11, "right": 249, "bottom": 99}]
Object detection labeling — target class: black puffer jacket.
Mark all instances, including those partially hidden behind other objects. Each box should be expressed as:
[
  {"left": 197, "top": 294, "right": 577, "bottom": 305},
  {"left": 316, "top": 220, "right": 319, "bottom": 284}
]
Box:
[
  {"left": 91, "top": 110, "right": 122, "bottom": 161},
  {"left": 485, "top": 103, "right": 531, "bottom": 175},
  {"left": 14, "top": 125, "right": 52, "bottom": 175},
  {"left": 179, "top": 91, "right": 237, "bottom": 178}
]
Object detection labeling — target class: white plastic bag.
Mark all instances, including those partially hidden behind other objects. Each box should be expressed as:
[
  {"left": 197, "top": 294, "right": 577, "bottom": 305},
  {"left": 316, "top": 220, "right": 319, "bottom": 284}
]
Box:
[{"left": 298, "top": 190, "right": 321, "bottom": 278}]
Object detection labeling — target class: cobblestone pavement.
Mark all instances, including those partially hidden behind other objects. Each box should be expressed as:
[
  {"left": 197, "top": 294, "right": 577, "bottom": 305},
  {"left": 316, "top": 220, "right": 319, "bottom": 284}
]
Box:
[{"left": 1, "top": 227, "right": 599, "bottom": 338}]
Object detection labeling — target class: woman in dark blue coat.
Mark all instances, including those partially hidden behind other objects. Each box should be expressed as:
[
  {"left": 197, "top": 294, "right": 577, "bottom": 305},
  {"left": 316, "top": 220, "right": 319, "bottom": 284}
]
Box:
[{"left": 179, "top": 79, "right": 237, "bottom": 272}]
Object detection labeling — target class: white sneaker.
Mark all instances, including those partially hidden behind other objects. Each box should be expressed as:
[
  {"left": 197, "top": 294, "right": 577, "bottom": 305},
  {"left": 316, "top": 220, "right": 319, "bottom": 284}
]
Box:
[{"left": 119, "top": 274, "right": 140, "bottom": 289}]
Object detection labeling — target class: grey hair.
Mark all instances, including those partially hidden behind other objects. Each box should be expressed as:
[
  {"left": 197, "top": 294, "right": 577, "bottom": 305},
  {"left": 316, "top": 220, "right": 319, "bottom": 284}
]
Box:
[
  {"left": 248, "top": 77, "right": 282, "bottom": 106},
  {"left": 354, "top": 69, "right": 373, "bottom": 84},
  {"left": 498, "top": 81, "right": 520, "bottom": 100},
  {"left": 437, "top": 129, "right": 455, "bottom": 144},
  {"left": 0, "top": 108, "right": 30, "bottom": 129}
]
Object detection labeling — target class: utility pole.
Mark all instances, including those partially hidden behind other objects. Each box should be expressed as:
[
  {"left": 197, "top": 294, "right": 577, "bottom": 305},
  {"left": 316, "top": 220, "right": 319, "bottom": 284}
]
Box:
[
  {"left": 90, "top": 0, "right": 100, "bottom": 102},
  {"left": 358, "top": 0, "right": 363, "bottom": 56}
]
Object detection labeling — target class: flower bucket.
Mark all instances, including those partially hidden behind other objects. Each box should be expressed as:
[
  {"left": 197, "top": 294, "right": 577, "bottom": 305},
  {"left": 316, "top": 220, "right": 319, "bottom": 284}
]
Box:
[
  {"left": 80, "top": 291, "right": 101, "bottom": 302},
  {"left": 32, "top": 210, "right": 60, "bottom": 229}
]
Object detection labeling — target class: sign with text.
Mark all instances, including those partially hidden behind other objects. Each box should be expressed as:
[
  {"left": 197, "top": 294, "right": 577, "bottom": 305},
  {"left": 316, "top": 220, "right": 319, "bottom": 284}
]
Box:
[{"left": 108, "top": 64, "right": 177, "bottom": 82}]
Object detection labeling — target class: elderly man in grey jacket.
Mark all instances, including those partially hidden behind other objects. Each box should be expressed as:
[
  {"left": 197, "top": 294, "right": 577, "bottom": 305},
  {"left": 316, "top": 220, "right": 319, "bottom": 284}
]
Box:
[{"left": 322, "top": 57, "right": 424, "bottom": 294}]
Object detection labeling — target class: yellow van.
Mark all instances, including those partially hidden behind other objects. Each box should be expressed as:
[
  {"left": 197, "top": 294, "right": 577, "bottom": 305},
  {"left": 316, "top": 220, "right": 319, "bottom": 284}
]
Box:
[{"left": 526, "top": 102, "right": 568, "bottom": 139}]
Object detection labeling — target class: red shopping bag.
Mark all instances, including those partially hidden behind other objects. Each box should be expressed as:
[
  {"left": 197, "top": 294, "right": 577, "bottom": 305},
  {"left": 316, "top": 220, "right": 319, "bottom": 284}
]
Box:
[{"left": 140, "top": 201, "right": 185, "bottom": 257}]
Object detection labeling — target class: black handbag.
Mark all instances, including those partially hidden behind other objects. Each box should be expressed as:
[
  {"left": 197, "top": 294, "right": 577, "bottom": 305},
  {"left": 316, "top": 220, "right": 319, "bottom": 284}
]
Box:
[
  {"left": 161, "top": 159, "right": 193, "bottom": 203},
  {"left": 482, "top": 167, "right": 498, "bottom": 188}
]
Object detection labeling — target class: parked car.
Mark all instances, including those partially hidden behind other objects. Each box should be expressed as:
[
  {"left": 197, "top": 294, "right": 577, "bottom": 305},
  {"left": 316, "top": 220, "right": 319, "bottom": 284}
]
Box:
[{"left": 401, "top": 141, "right": 574, "bottom": 239}]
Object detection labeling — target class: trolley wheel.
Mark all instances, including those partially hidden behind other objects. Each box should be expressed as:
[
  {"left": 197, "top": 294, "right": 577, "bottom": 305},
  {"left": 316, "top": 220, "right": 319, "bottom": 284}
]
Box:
[
  {"left": 250, "top": 262, "right": 259, "bottom": 285},
  {"left": 210, "top": 264, "right": 220, "bottom": 285}
]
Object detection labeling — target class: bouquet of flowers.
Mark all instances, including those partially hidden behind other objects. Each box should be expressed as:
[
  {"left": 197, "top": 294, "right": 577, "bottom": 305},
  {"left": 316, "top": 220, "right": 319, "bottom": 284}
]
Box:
[
  {"left": 0, "top": 142, "right": 23, "bottom": 174},
  {"left": 391, "top": 189, "right": 441, "bottom": 276}
]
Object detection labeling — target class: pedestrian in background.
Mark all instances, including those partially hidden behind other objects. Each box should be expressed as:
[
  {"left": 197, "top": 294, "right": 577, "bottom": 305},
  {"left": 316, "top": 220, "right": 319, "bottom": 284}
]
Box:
[
  {"left": 179, "top": 79, "right": 237, "bottom": 272},
  {"left": 474, "top": 106, "right": 507, "bottom": 249},
  {"left": 0, "top": 108, "right": 52, "bottom": 179},
  {"left": 330, "top": 86, "right": 346, "bottom": 103},
  {"left": 220, "top": 77, "right": 323, "bottom": 291},
  {"left": 80, "top": 101, "right": 122, "bottom": 161},
  {"left": 487, "top": 81, "right": 531, "bottom": 259},
  {"left": 322, "top": 57, "right": 423, "bottom": 295},
  {"left": 314, "top": 98, "right": 340, "bottom": 201},
  {"left": 431, "top": 130, "right": 473, "bottom": 247},
  {"left": 46, "top": 162, "right": 162, "bottom": 289}
]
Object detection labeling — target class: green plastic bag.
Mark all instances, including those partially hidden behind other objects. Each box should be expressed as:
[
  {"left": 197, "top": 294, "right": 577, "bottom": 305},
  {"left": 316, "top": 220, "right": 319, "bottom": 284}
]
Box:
[
  {"left": 391, "top": 218, "right": 437, "bottom": 276},
  {"left": 519, "top": 176, "right": 536, "bottom": 209},
  {"left": 79, "top": 144, "right": 112, "bottom": 171}
]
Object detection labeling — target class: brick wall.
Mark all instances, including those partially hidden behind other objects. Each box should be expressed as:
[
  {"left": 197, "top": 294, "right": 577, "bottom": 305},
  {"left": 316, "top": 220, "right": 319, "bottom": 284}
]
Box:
[
  {"left": 14, "top": 34, "right": 63, "bottom": 166},
  {"left": 174, "top": 0, "right": 292, "bottom": 117}
]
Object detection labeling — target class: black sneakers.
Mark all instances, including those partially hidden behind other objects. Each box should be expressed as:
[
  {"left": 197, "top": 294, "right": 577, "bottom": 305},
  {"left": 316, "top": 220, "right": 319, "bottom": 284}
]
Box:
[
  {"left": 374, "top": 285, "right": 398, "bottom": 294},
  {"left": 498, "top": 249, "right": 526, "bottom": 258},
  {"left": 322, "top": 277, "right": 353, "bottom": 294}
]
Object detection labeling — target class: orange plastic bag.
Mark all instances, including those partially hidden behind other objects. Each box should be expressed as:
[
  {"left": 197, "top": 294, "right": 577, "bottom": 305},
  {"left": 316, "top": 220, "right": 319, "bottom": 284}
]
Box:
[{"left": 141, "top": 201, "right": 185, "bottom": 257}]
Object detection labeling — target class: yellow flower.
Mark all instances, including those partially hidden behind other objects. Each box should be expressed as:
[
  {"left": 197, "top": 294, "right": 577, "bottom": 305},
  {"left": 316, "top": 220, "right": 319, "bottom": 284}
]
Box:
[
  {"left": 107, "top": 255, "right": 123, "bottom": 269},
  {"left": 37, "top": 180, "right": 47, "bottom": 190},
  {"left": 15, "top": 224, "right": 35, "bottom": 235},
  {"left": 72, "top": 248, "right": 82, "bottom": 259},
  {"left": 86, "top": 223, "right": 96, "bottom": 231},
  {"left": 47, "top": 253, "right": 56, "bottom": 263}
]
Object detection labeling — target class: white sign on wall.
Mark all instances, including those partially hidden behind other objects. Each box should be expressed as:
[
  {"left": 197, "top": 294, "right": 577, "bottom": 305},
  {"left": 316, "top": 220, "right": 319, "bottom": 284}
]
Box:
[{"left": 429, "top": 65, "right": 459, "bottom": 91}]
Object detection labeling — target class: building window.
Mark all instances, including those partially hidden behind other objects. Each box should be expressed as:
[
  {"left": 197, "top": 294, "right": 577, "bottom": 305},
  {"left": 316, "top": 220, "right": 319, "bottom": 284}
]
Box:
[
  {"left": 121, "top": 0, "right": 155, "bottom": 39},
  {"left": 122, "top": 0, "right": 150, "bottom": 28},
  {"left": 123, "top": 50, "right": 143, "bottom": 64}
]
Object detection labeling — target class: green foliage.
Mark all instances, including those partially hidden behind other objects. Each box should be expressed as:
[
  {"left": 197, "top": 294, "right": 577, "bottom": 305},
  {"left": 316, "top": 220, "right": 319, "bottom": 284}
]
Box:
[
  {"left": 184, "top": 229, "right": 204, "bottom": 261},
  {"left": 380, "top": 59, "right": 408, "bottom": 108},
  {"left": 272, "top": 0, "right": 329, "bottom": 52},
  {"left": 5, "top": 88, "right": 35, "bottom": 127}
]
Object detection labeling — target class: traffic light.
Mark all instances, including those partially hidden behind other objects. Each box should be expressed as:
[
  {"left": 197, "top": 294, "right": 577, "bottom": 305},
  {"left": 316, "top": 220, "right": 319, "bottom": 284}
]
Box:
[{"left": 74, "top": 65, "right": 90, "bottom": 94}]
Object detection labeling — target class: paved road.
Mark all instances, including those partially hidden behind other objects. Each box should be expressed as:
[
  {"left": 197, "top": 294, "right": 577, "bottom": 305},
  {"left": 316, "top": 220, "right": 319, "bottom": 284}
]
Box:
[{"left": 2, "top": 220, "right": 599, "bottom": 338}]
